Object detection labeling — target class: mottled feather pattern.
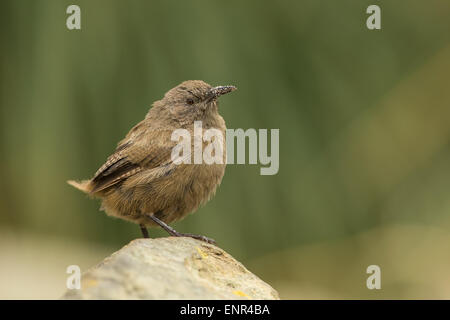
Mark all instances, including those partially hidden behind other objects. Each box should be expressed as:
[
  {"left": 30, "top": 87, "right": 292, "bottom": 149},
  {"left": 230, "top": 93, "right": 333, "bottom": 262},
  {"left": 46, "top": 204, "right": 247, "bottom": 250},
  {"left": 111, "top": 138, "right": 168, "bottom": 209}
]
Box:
[{"left": 67, "top": 80, "right": 232, "bottom": 229}]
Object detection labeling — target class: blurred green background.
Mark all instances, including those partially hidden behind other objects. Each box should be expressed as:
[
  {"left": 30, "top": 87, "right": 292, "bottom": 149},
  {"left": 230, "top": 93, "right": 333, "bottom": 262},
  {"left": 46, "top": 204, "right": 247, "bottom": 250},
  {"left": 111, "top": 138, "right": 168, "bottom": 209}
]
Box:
[{"left": 1, "top": 0, "right": 450, "bottom": 299}]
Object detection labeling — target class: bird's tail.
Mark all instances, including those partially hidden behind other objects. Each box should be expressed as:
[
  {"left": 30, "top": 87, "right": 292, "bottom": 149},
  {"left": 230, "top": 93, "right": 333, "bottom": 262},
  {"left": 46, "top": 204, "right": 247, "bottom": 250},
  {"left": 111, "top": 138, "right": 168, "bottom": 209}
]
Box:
[{"left": 67, "top": 179, "right": 93, "bottom": 194}]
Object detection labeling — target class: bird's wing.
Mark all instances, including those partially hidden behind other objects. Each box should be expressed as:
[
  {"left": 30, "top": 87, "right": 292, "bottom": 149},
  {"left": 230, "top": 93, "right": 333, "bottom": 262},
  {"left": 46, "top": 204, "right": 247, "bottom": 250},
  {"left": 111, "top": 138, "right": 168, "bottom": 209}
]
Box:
[{"left": 89, "top": 127, "right": 180, "bottom": 193}]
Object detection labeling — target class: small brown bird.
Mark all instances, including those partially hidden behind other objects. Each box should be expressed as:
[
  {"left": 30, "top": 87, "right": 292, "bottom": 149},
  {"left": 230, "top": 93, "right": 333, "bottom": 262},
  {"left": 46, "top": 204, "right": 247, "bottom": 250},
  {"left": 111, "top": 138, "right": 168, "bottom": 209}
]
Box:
[{"left": 68, "top": 80, "right": 236, "bottom": 244}]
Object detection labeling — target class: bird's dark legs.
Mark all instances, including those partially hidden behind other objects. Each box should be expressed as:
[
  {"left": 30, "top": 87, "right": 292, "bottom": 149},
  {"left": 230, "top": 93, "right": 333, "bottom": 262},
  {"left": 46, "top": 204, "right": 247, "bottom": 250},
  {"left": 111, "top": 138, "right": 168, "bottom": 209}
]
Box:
[
  {"left": 140, "top": 224, "right": 149, "bottom": 238},
  {"left": 147, "top": 214, "right": 216, "bottom": 244}
]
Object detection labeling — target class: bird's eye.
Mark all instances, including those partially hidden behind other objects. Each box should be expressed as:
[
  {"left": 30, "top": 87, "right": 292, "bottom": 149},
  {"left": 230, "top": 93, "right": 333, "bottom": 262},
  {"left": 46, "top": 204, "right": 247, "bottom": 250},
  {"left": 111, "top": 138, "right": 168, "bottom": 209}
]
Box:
[{"left": 186, "top": 98, "right": 194, "bottom": 105}]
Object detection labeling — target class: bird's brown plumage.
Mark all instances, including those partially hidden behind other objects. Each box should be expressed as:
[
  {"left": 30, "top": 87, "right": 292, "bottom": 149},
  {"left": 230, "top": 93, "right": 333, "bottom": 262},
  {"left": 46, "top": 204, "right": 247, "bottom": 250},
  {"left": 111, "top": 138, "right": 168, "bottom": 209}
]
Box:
[{"left": 68, "top": 80, "right": 235, "bottom": 229}]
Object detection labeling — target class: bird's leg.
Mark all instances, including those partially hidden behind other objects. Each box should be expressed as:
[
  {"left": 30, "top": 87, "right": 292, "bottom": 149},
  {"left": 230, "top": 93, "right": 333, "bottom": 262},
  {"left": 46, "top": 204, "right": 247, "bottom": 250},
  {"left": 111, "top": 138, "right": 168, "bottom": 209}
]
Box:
[
  {"left": 147, "top": 214, "right": 216, "bottom": 245},
  {"left": 140, "top": 224, "right": 149, "bottom": 238}
]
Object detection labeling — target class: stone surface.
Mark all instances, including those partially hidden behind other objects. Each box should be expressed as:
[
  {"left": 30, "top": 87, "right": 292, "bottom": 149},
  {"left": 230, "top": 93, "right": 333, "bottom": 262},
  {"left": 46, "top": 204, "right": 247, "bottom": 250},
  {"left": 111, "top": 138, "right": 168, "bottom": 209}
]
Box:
[{"left": 62, "top": 237, "right": 279, "bottom": 300}]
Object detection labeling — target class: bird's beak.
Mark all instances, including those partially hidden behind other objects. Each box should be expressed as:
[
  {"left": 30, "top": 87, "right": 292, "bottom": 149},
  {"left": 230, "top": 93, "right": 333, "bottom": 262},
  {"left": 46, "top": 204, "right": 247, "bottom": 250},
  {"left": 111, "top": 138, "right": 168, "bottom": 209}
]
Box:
[{"left": 209, "top": 85, "right": 237, "bottom": 100}]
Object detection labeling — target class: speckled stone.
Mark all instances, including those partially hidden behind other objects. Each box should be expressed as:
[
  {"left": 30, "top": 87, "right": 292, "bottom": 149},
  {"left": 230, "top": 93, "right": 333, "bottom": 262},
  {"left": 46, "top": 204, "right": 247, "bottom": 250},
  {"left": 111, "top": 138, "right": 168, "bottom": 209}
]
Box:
[{"left": 62, "top": 237, "right": 279, "bottom": 300}]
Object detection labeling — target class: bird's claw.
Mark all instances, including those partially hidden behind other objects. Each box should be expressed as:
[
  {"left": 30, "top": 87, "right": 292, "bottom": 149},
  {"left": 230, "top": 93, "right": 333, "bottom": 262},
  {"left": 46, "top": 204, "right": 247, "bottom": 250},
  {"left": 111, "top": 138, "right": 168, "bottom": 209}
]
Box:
[{"left": 174, "top": 232, "right": 216, "bottom": 245}]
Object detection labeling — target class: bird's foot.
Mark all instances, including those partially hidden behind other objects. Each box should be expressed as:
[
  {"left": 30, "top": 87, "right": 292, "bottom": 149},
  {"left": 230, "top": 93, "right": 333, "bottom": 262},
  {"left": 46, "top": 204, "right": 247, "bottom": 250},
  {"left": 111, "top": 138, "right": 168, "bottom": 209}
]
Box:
[
  {"left": 145, "top": 213, "right": 216, "bottom": 244},
  {"left": 169, "top": 231, "right": 216, "bottom": 245},
  {"left": 140, "top": 224, "right": 149, "bottom": 238}
]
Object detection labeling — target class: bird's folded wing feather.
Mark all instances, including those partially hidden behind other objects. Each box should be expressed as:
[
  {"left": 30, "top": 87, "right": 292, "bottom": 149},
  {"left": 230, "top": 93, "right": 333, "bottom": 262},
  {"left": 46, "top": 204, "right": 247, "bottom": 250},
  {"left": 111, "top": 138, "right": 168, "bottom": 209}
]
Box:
[{"left": 89, "top": 128, "right": 180, "bottom": 193}]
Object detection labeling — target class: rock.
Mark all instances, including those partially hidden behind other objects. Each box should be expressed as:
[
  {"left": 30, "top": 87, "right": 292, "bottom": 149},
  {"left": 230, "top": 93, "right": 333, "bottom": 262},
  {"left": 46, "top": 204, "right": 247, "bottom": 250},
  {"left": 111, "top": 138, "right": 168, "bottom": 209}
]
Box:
[{"left": 62, "top": 237, "right": 279, "bottom": 300}]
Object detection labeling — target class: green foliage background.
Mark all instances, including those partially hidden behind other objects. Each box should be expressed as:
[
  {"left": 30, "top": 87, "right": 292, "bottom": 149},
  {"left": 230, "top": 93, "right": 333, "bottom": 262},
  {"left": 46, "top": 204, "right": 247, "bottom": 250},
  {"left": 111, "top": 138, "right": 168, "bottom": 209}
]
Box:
[{"left": 1, "top": 0, "right": 450, "bottom": 298}]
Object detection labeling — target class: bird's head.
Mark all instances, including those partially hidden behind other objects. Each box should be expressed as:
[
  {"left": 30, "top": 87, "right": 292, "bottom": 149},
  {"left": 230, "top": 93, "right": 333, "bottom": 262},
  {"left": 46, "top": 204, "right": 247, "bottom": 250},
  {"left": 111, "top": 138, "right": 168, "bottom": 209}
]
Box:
[{"left": 155, "top": 80, "right": 236, "bottom": 123}]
